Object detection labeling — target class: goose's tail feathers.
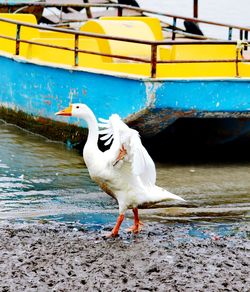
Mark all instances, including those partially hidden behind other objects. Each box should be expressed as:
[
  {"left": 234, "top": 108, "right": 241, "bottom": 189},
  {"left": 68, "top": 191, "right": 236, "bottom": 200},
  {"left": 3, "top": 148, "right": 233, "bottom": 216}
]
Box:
[
  {"left": 162, "top": 191, "right": 185, "bottom": 202},
  {"left": 147, "top": 186, "right": 185, "bottom": 203}
]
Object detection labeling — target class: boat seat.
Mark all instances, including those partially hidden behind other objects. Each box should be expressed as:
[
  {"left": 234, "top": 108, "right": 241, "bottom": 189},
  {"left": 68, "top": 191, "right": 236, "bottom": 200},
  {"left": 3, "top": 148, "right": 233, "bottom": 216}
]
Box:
[
  {"left": 99, "top": 16, "right": 164, "bottom": 41},
  {"left": 0, "top": 13, "right": 39, "bottom": 55},
  {"left": 157, "top": 43, "right": 239, "bottom": 77},
  {"left": 80, "top": 17, "right": 164, "bottom": 62},
  {"left": 170, "top": 44, "right": 238, "bottom": 60}
]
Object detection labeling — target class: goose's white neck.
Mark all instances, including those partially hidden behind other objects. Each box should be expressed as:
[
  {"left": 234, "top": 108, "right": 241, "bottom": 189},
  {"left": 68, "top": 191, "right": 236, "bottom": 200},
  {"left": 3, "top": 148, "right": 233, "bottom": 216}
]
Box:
[{"left": 80, "top": 107, "right": 100, "bottom": 156}]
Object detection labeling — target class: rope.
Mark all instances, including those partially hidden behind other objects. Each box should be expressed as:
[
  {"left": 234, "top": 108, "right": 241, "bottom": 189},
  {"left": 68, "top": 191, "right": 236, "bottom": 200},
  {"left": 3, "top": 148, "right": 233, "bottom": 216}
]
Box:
[{"left": 236, "top": 40, "right": 249, "bottom": 51}]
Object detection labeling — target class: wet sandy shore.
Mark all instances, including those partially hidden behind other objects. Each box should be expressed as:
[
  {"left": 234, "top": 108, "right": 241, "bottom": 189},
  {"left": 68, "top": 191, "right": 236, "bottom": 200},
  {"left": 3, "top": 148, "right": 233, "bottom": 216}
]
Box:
[{"left": 0, "top": 221, "right": 249, "bottom": 292}]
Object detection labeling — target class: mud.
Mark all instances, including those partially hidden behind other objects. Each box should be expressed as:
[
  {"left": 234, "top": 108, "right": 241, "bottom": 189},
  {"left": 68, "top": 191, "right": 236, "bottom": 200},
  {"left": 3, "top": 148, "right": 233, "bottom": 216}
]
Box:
[{"left": 0, "top": 222, "right": 249, "bottom": 292}]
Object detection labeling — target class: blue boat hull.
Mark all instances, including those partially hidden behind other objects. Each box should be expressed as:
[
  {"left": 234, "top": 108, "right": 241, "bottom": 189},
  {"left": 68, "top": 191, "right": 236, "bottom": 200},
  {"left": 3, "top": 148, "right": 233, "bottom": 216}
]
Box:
[{"left": 1, "top": 54, "right": 250, "bottom": 143}]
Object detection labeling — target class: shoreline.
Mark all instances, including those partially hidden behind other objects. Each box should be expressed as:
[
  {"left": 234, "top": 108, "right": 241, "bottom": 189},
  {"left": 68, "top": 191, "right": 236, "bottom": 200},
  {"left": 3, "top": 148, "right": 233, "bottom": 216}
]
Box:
[{"left": 0, "top": 221, "right": 249, "bottom": 291}]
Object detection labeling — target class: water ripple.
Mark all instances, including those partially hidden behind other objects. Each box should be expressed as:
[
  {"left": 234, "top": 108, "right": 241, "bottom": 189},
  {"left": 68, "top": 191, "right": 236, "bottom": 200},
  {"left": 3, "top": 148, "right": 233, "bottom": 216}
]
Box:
[{"left": 0, "top": 121, "right": 250, "bottom": 226}]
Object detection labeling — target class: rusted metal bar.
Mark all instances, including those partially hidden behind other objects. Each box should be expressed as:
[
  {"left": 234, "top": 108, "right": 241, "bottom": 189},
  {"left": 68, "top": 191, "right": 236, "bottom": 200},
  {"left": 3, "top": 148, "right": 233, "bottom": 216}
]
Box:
[
  {"left": 228, "top": 27, "right": 233, "bottom": 40},
  {"left": 240, "top": 30, "right": 243, "bottom": 40},
  {"left": 243, "top": 31, "right": 249, "bottom": 50},
  {"left": 6, "top": 19, "right": 245, "bottom": 46},
  {"left": 0, "top": 34, "right": 14, "bottom": 41},
  {"left": 193, "top": 0, "right": 198, "bottom": 18},
  {"left": 0, "top": 17, "right": 249, "bottom": 47},
  {"left": 153, "top": 40, "right": 241, "bottom": 46},
  {"left": 150, "top": 44, "right": 157, "bottom": 78},
  {"left": 0, "top": 17, "right": 157, "bottom": 45},
  {"left": 171, "top": 17, "right": 177, "bottom": 41},
  {"left": 2, "top": 31, "right": 250, "bottom": 67},
  {"left": 245, "top": 30, "right": 249, "bottom": 40},
  {"left": 9, "top": 32, "right": 250, "bottom": 65},
  {"left": 0, "top": 34, "right": 150, "bottom": 63},
  {"left": 83, "top": 0, "right": 93, "bottom": 18},
  {"left": 74, "top": 34, "right": 79, "bottom": 66},
  {"left": 172, "top": 17, "right": 177, "bottom": 40},
  {"left": 157, "top": 59, "right": 250, "bottom": 64},
  {"left": 59, "top": 5, "right": 63, "bottom": 23},
  {"left": 118, "top": 7, "right": 123, "bottom": 16},
  {"left": 236, "top": 47, "right": 239, "bottom": 77},
  {"left": 156, "top": 40, "right": 241, "bottom": 45},
  {"left": 15, "top": 23, "right": 21, "bottom": 56},
  {"left": 1, "top": 2, "right": 250, "bottom": 34},
  {"left": 164, "top": 27, "right": 207, "bottom": 40},
  {"left": 0, "top": 30, "right": 246, "bottom": 65}
]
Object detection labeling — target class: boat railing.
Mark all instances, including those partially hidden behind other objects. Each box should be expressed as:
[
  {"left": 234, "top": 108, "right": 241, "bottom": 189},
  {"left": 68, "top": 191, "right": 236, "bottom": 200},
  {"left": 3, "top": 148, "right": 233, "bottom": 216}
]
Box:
[
  {"left": 0, "top": 12, "right": 250, "bottom": 78},
  {"left": 1, "top": 2, "right": 250, "bottom": 41}
]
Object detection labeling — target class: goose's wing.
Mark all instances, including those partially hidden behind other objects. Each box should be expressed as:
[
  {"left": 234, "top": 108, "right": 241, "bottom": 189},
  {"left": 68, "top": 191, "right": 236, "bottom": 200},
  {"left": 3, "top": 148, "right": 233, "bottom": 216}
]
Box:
[{"left": 99, "top": 114, "right": 156, "bottom": 186}]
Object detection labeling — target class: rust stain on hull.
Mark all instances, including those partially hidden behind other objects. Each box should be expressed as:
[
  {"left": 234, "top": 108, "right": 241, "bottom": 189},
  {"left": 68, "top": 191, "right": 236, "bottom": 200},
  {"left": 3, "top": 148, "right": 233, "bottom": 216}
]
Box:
[
  {"left": 0, "top": 106, "right": 88, "bottom": 147},
  {"left": 126, "top": 108, "right": 197, "bottom": 137}
]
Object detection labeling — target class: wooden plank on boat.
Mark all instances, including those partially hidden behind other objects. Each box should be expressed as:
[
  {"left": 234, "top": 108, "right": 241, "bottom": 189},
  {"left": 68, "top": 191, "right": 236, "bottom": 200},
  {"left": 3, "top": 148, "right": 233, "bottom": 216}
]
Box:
[
  {"left": 42, "top": 0, "right": 142, "bottom": 24},
  {"left": 0, "top": 1, "right": 44, "bottom": 21}
]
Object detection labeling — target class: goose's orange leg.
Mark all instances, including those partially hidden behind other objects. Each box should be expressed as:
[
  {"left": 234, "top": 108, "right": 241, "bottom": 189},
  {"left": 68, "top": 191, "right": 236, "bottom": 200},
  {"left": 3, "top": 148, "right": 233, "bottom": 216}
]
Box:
[
  {"left": 107, "top": 213, "right": 125, "bottom": 237},
  {"left": 127, "top": 208, "right": 144, "bottom": 234}
]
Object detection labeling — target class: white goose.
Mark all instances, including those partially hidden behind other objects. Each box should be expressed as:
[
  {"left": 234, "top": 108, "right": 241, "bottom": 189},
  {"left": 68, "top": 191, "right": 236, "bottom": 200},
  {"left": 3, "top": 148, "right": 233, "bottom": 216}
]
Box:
[{"left": 56, "top": 103, "right": 184, "bottom": 237}]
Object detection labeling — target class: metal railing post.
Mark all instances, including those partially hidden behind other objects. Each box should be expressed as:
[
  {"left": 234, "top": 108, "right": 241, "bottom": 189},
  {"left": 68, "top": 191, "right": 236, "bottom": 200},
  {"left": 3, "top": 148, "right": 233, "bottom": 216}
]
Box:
[
  {"left": 74, "top": 34, "right": 79, "bottom": 66},
  {"left": 193, "top": 0, "right": 198, "bottom": 18},
  {"left": 172, "top": 17, "right": 177, "bottom": 40},
  {"left": 59, "top": 5, "right": 63, "bottom": 24},
  {"left": 240, "top": 30, "right": 243, "bottom": 40},
  {"left": 83, "top": 0, "right": 93, "bottom": 18},
  {"left": 118, "top": 7, "right": 123, "bottom": 16},
  {"left": 15, "top": 24, "right": 21, "bottom": 55},
  {"left": 244, "top": 30, "right": 249, "bottom": 40},
  {"left": 236, "top": 48, "right": 239, "bottom": 77},
  {"left": 228, "top": 27, "right": 232, "bottom": 40},
  {"left": 150, "top": 44, "right": 157, "bottom": 78}
]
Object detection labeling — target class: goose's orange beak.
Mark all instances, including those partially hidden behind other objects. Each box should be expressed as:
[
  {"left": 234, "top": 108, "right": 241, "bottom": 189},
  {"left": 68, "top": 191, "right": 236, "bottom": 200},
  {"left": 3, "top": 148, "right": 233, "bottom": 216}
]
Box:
[{"left": 55, "top": 104, "right": 72, "bottom": 116}]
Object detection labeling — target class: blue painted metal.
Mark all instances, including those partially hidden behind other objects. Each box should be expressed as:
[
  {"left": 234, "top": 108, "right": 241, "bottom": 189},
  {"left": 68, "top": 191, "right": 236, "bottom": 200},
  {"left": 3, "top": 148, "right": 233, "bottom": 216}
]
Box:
[
  {"left": 155, "top": 79, "right": 250, "bottom": 112},
  {"left": 0, "top": 55, "right": 147, "bottom": 129},
  {"left": 1, "top": 54, "right": 250, "bottom": 140}
]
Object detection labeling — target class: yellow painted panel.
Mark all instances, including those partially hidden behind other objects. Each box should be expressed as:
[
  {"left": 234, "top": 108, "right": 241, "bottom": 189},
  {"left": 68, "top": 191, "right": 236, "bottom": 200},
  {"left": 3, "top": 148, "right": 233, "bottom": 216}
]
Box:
[
  {"left": 28, "top": 38, "right": 75, "bottom": 64},
  {"left": 170, "top": 44, "right": 237, "bottom": 61},
  {"left": 81, "top": 19, "right": 158, "bottom": 60},
  {"left": 238, "top": 63, "right": 250, "bottom": 77},
  {"left": 78, "top": 38, "right": 112, "bottom": 65},
  {"left": 99, "top": 17, "right": 164, "bottom": 40},
  {"left": 95, "top": 62, "right": 240, "bottom": 78},
  {"left": 0, "top": 13, "right": 38, "bottom": 55},
  {"left": 39, "top": 30, "right": 73, "bottom": 39},
  {"left": 156, "top": 63, "right": 237, "bottom": 77},
  {"left": 82, "top": 62, "right": 237, "bottom": 78},
  {"left": 93, "top": 63, "right": 151, "bottom": 76},
  {"left": 159, "top": 45, "right": 172, "bottom": 60}
]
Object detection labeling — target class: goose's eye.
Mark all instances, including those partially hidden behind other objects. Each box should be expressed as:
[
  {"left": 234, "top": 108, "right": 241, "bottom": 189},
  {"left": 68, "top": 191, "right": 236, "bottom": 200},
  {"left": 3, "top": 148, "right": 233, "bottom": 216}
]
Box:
[{"left": 76, "top": 106, "right": 79, "bottom": 109}]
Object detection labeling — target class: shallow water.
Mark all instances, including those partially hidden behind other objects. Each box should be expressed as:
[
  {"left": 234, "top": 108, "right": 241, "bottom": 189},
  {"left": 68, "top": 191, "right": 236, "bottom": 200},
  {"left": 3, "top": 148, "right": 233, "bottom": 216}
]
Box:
[{"left": 0, "top": 120, "right": 249, "bottom": 231}]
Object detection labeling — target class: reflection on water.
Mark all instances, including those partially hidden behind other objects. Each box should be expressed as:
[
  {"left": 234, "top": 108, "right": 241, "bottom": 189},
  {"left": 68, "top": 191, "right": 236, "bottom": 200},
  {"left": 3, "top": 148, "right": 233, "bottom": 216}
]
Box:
[
  {"left": 0, "top": 120, "right": 249, "bottom": 229},
  {"left": 0, "top": 120, "right": 121, "bottom": 227},
  {"left": 154, "top": 163, "right": 250, "bottom": 222}
]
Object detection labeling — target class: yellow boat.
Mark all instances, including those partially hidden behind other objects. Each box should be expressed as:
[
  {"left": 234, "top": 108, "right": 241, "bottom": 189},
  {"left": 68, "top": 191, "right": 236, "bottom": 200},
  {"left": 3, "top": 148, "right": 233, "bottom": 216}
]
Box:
[{"left": 0, "top": 2, "right": 250, "bottom": 147}]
